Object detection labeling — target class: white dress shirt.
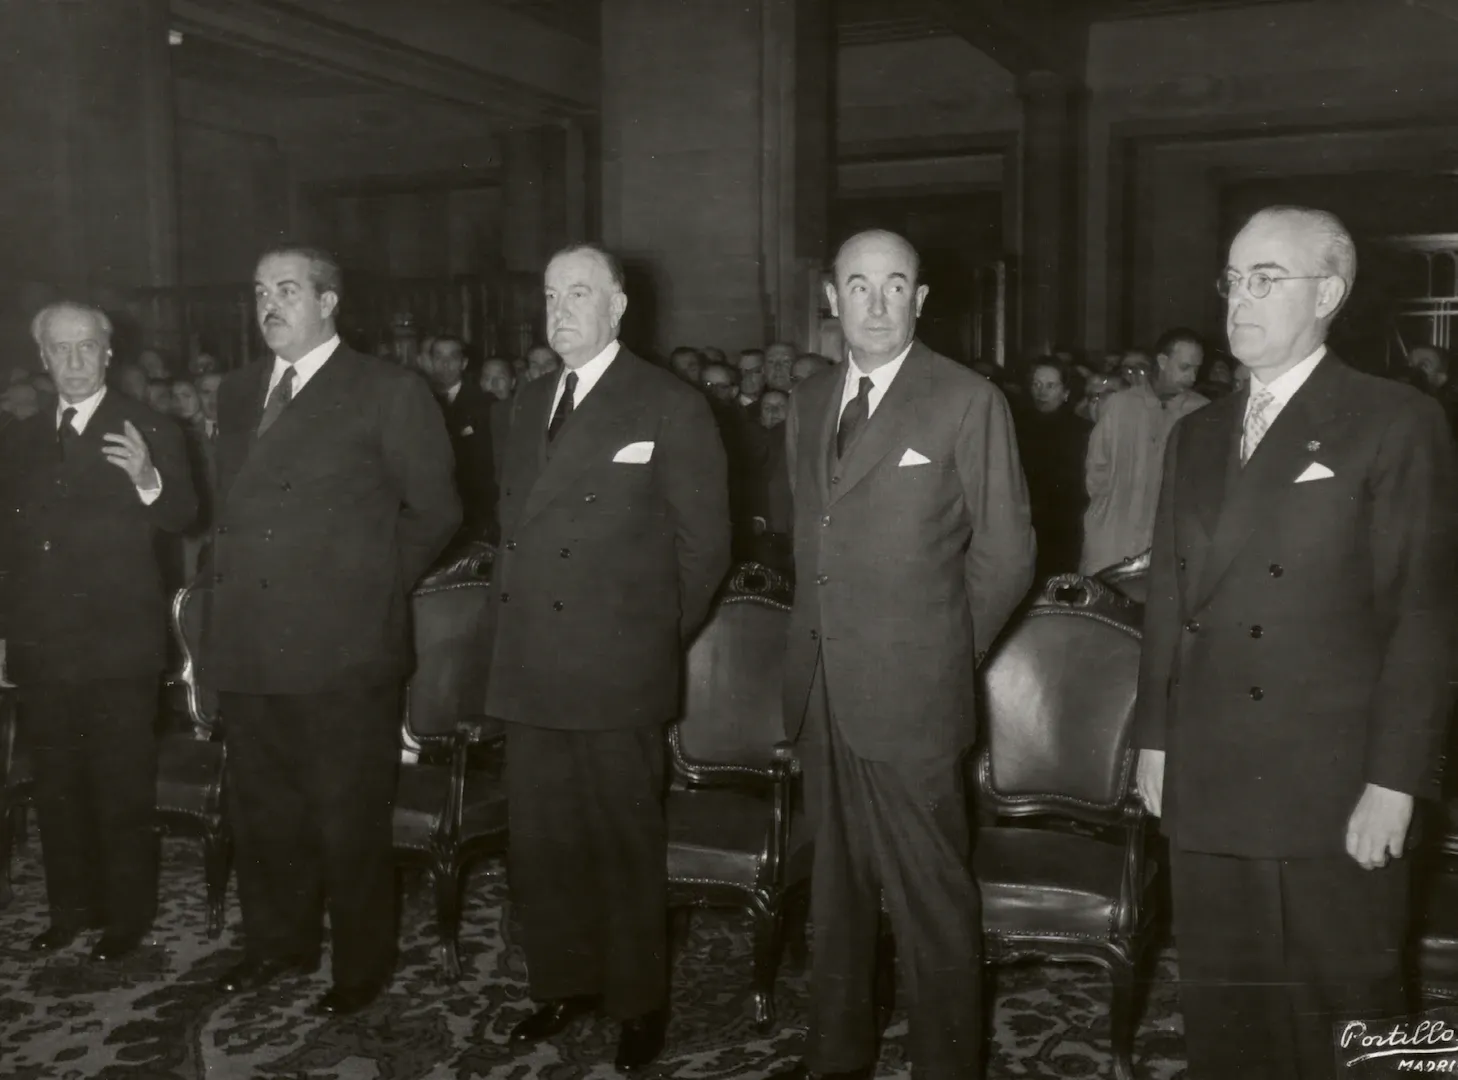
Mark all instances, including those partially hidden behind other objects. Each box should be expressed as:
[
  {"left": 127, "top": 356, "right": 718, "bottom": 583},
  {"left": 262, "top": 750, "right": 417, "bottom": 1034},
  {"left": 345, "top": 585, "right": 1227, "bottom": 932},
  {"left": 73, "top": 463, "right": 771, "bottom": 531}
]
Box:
[
  {"left": 839, "top": 341, "right": 914, "bottom": 420},
  {"left": 266, "top": 334, "right": 340, "bottom": 398},
  {"left": 1246, "top": 343, "right": 1327, "bottom": 431},
  {"left": 57, "top": 386, "right": 162, "bottom": 504},
  {"left": 444, "top": 381, "right": 462, "bottom": 405},
  {"left": 551, "top": 340, "right": 621, "bottom": 414}
]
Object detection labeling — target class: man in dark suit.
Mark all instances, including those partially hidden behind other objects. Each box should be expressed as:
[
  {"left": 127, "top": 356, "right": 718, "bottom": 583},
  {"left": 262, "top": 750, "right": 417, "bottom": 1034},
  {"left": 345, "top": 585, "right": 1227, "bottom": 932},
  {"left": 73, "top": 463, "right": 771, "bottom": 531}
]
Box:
[
  {"left": 485, "top": 242, "right": 730, "bottom": 1072},
  {"left": 1135, "top": 206, "right": 1457, "bottom": 1080},
  {"left": 772, "top": 230, "right": 1035, "bottom": 1080},
  {"left": 0, "top": 301, "right": 196, "bottom": 961},
  {"left": 203, "top": 245, "right": 460, "bottom": 1015},
  {"left": 424, "top": 335, "right": 499, "bottom": 543}
]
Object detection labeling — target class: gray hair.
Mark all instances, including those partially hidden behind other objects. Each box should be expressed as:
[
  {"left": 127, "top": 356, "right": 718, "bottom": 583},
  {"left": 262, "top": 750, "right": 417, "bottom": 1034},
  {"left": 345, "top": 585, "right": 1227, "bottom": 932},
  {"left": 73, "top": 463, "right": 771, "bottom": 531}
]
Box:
[
  {"left": 1248, "top": 205, "right": 1357, "bottom": 313},
  {"left": 30, "top": 302, "right": 113, "bottom": 347}
]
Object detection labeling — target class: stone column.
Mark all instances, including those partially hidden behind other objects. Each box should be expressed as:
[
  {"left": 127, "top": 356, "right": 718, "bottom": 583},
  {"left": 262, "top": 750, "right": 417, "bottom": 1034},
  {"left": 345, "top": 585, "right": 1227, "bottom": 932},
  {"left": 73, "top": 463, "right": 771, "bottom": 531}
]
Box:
[
  {"left": 599, "top": 0, "right": 832, "bottom": 358},
  {"left": 1018, "top": 69, "right": 1077, "bottom": 357}
]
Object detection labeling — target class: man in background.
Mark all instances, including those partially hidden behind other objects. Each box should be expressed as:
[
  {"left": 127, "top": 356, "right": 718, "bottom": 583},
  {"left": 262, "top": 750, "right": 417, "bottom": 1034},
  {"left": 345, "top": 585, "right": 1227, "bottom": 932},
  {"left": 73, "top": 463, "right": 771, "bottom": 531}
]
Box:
[
  {"left": 764, "top": 342, "right": 796, "bottom": 393},
  {"left": 425, "top": 335, "right": 499, "bottom": 543},
  {"left": 524, "top": 344, "right": 561, "bottom": 385},
  {"left": 737, "top": 349, "right": 766, "bottom": 410},
  {"left": 1081, "top": 327, "right": 1207, "bottom": 574},
  {"left": 204, "top": 244, "right": 459, "bottom": 1016},
  {"left": 668, "top": 345, "right": 702, "bottom": 386},
  {"left": 0, "top": 302, "right": 195, "bottom": 962}
]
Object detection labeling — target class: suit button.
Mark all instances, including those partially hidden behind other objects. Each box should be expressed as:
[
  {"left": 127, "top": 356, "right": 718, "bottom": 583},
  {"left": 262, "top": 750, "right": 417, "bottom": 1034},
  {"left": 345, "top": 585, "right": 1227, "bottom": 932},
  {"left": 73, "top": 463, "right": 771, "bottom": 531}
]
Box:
[
  {"left": 41, "top": 540, "right": 51, "bottom": 552},
  {"left": 500, "top": 592, "right": 510, "bottom": 603},
  {"left": 559, "top": 548, "right": 570, "bottom": 559},
  {"left": 505, "top": 541, "right": 517, "bottom": 551},
  {"left": 217, "top": 526, "right": 228, "bottom": 536},
  {"left": 1184, "top": 619, "right": 1199, "bottom": 633},
  {"left": 810, "top": 630, "right": 819, "bottom": 641},
  {"left": 1249, "top": 625, "right": 1264, "bottom": 639},
  {"left": 821, "top": 515, "right": 831, "bottom": 527},
  {"left": 584, "top": 493, "right": 597, "bottom": 503},
  {"left": 816, "top": 574, "right": 829, "bottom": 585},
  {"left": 1250, "top": 686, "right": 1264, "bottom": 701},
  {"left": 281, "top": 481, "right": 291, "bottom": 492},
  {"left": 553, "top": 600, "right": 564, "bottom": 611},
  {"left": 1178, "top": 557, "right": 1187, "bottom": 571},
  {"left": 1268, "top": 564, "right": 1283, "bottom": 578},
  {"left": 830, "top": 476, "right": 840, "bottom": 486}
]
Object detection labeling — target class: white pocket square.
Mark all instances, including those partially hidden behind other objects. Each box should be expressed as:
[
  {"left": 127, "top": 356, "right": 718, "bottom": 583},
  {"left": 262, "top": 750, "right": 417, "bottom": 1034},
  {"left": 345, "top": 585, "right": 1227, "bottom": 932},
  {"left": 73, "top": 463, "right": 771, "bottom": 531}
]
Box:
[
  {"left": 1294, "top": 462, "right": 1334, "bottom": 483},
  {"left": 898, "top": 448, "right": 931, "bottom": 467},
  {"left": 613, "top": 441, "right": 655, "bottom": 464},
  {"left": 460, "top": 425, "right": 475, "bottom": 436}
]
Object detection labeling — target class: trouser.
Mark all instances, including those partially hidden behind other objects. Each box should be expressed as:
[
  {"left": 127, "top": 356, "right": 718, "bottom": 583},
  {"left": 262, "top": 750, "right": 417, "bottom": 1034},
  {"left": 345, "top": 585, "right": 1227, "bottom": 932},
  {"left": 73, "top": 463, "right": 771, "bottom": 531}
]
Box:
[
  {"left": 24, "top": 677, "right": 160, "bottom": 939},
  {"left": 1171, "top": 847, "right": 1410, "bottom": 1080},
  {"left": 505, "top": 721, "right": 668, "bottom": 1020},
  {"left": 801, "top": 676, "right": 984, "bottom": 1079},
  {"left": 222, "top": 684, "right": 400, "bottom": 990}
]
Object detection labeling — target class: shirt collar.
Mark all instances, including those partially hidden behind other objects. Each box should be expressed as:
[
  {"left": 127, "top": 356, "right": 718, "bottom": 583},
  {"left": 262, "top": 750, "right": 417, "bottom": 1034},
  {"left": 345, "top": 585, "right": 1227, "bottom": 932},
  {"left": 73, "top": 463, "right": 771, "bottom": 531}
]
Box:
[
  {"left": 275, "top": 333, "right": 340, "bottom": 383},
  {"left": 560, "top": 339, "right": 620, "bottom": 396},
  {"left": 1251, "top": 343, "right": 1327, "bottom": 407},
  {"left": 445, "top": 381, "right": 462, "bottom": 404},
  {"left": 846, "top": 340, "right": 914, "bottom": 391},
  {"left": 57, "top": 385, "right": 107, "bottom": 431}
]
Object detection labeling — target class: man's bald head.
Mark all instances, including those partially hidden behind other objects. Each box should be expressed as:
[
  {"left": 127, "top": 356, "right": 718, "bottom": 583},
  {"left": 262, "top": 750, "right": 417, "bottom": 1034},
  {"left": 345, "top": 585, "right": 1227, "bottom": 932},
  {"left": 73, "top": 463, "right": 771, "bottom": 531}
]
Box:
[
  {"left": 832, "top": 229, "right": 921, "bottom": 286},
  {"left": 826, "top": 229, "right": 928, "bottom": 371}
]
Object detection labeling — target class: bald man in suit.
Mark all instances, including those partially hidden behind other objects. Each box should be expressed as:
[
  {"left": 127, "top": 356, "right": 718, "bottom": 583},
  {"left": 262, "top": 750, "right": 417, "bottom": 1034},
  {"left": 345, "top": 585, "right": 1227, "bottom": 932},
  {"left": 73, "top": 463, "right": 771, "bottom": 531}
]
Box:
[{"left": 772, "top": 231, "right": 1035, "bottom": 1080}]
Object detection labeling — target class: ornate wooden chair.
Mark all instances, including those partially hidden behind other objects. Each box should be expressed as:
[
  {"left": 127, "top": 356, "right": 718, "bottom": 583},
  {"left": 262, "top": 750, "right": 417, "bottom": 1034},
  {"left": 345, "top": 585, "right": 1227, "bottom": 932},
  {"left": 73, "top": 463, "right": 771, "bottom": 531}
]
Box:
[
  {"left": 1095, "top": 549, "right": 1151, "bottom": 605},
  {"left": 666, "top": 561, "right": 808, "bottom": 1031},
  {"left": 974, "top": 573, "right": 1156, "bottom": 1080},
  {"left": 391, "top": 541, "right": 508, "bottom": 981}
]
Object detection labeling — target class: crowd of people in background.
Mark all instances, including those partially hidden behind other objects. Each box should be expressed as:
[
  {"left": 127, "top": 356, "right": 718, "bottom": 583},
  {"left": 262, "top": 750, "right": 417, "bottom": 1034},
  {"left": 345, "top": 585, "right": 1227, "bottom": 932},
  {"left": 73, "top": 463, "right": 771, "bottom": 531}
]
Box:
[{"left": 4, "top": 313, "right": 1456, "bottom": 593}]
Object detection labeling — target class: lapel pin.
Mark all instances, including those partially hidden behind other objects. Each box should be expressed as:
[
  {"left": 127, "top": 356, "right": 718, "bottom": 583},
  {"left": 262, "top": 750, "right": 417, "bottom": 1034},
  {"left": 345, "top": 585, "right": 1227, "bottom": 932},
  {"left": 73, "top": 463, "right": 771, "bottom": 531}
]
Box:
[{"left": 1306, "top": 440, "right": 1321, "bottom": 452}]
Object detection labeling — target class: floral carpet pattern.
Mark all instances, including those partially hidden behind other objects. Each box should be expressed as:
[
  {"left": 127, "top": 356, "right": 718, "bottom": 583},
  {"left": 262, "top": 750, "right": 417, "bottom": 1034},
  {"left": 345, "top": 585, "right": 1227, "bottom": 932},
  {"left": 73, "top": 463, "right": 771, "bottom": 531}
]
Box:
[{"left": 0, "top": 839, "right": 1188, "bottom": 1079}]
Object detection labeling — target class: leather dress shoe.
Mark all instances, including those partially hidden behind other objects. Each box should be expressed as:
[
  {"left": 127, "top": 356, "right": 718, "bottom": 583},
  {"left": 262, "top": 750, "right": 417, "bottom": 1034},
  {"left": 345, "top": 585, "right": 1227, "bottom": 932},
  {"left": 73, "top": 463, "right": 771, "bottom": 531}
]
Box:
[
  {"left": 215, "top": 954, "right": 319, "bottom": 994},
  {"left": 509, "top": 995, "right": 599, "bottom": 1044},
  {"left": 310, "top": 980, "right": 386, "bottom": 1017},
  {"left": 89, "top": 932, "right": 146, "bottom": 962},
  {"left": 29, "top": 926, "right": 81, "bottom": 953},
  {"left": 764, "top": 1064, "right": 872, "bottom": 1080},
  {"left": 614, "top": 1009, "right": 667, "bottom": 1073}
]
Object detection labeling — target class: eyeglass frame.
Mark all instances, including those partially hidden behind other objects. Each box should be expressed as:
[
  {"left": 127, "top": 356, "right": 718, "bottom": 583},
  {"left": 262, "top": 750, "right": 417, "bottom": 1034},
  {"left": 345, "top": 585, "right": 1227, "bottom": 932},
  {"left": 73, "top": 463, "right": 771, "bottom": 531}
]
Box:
[{"left": 1216, "top": 270, "right": 1330, "bottom": 300}]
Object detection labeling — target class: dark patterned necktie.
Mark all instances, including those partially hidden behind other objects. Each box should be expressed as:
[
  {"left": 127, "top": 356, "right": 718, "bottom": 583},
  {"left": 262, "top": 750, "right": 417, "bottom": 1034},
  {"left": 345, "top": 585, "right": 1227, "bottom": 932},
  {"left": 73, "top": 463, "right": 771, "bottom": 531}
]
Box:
[
  {"left": 57, "top": 406, "right": 78, "bottom": 450},
  {"left": 836, "top": 376, "right": 874, "bottom": 458},
  {"left": 548, "top": 371, "right": 578, "bottom": 442},
  {"left": 257, "top": 365, "right": 296, "bottom": 436}
]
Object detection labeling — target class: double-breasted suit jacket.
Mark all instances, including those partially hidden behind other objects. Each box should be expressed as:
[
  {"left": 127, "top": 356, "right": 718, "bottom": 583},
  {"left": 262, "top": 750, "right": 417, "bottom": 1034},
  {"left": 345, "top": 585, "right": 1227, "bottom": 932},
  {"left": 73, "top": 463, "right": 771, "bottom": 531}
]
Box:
[
  {"left": 1135, "top": 354, "right": 1457, "bottom": 858},
  {"left": 0, "top": 392, "right": 196, "bottom": 684},
  {"left": 201, "top": 346, "right": 461, "bottom": 695},
  {"left": 484, "top": 347, "right": 731, "bottom": 730},
  {"left": 781, "top": 342, "right": 1036, "bottom": 763}
]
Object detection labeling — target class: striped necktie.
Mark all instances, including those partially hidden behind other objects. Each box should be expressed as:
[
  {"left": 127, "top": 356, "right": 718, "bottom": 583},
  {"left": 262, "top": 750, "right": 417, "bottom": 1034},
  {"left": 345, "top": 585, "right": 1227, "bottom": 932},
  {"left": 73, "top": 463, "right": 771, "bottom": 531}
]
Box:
[{"left": 1240, "top": 386, "right": 1276, "bottom": 466}]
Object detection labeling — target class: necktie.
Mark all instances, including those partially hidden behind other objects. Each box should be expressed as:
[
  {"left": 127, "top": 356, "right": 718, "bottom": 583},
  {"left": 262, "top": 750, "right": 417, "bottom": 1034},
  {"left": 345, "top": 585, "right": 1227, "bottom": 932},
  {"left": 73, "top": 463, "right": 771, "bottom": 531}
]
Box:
[
  {"left": 837, "top": 376, "right": 874, "bottom": 459},
  {"left": 257, "top": 365, "right": 296, "bottom": 436},
  {"left": 57, "top": 406, "right": 78, "bottom": 450},
  {"left": 548, "top": 371, "right": 578, "bottom": 442},
  {"left": 1240, "top": 386, "right": 1276, "bottom": 466}
]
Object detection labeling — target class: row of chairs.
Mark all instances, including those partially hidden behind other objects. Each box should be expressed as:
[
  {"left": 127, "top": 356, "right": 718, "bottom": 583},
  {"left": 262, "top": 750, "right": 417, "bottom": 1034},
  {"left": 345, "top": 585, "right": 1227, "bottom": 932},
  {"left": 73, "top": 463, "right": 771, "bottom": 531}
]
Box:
[{"left": 0, "top": 550, "right": 1158, "bottom": 1076}]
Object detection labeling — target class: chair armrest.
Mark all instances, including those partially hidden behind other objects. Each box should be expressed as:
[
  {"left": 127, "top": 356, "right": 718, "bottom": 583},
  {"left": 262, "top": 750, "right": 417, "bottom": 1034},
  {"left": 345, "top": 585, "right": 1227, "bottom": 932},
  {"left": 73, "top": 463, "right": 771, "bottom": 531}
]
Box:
[
  {"left": 762, "top": 739, "right": 801, "bottom": 892},
  {"left": 771, "top": 739, "right": 801, "bottom": 777},
  {"left": 456, "top": 717, "right": 499, "bottom": 745},
  {"left": 433, "top": 728, "right": 473, "bottom": 854}
]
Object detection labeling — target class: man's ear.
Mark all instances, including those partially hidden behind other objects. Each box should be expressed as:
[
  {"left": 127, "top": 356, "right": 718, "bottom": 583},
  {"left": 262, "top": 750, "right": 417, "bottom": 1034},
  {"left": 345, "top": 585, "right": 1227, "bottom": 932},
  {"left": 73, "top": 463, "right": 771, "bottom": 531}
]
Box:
[
  {"left": 824, "top": 281, "right": 840, "bottom": 319},
  {"left": 914, "top": 284, "right": 929, "bottom": 318},
  {"left": 1315, "top": 276, "right": 1347, "bottom": 319},
  {"left": 611, "top": 290, "right": 628, "bottom": 325},
  {"left": 320, "top": 290, "right": 340, "bottom": 321}
]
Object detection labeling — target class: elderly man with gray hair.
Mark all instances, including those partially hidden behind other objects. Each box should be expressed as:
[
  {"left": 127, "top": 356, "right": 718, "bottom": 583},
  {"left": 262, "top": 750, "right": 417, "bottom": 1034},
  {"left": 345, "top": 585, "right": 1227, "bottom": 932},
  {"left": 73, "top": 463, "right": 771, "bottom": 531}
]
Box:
[{"left": 0, "top": 301, "right": 196, "bottom": 963}]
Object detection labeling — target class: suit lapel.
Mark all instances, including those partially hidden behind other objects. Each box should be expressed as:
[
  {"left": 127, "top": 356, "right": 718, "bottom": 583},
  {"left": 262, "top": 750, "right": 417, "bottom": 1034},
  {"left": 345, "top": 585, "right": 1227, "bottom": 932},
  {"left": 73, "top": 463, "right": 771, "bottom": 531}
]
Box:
[
  {"left": 802, "top": 370, "right": 839, "bottom": 507},
  {"left": 827, "top": 343, "right": 930, "bottom": 507},
  {"left": 1193, "top": 358, "right": 1345, "bottom": 608},
  {"left": 519, "top": 352, "right": 643, "bottom": 527},
  {"left": 233, "top": 350, "right": 355, "bottom": 483}
]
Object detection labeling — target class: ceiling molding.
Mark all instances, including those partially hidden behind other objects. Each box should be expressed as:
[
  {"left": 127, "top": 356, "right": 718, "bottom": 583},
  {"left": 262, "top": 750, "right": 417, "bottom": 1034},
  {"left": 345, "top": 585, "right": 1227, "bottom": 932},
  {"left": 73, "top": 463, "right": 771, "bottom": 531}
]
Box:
[{"left": 170, "top": 0, "right": 592, "bottom": 125}]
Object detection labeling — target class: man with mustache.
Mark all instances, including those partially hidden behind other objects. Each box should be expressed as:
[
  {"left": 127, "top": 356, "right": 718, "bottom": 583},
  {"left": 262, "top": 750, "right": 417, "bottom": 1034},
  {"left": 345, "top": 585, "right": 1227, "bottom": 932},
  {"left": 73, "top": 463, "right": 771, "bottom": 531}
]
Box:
[
  {"left": 484, "top": 242, "right": 729, "bottom": 1072},
  {"left": 1136, "top": 206, "right": 1457, "bottom": 1079},
  {"left": 203, "top": 244, "right": 460, "bottom": 1016}
]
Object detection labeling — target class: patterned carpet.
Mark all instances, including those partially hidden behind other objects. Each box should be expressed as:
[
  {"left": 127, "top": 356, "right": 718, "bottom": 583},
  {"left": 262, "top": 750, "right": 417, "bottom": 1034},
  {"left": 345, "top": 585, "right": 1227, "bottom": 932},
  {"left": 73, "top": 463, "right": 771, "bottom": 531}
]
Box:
[{"left": 0, "top": 837, "right": 1189, "bottom": 1079}]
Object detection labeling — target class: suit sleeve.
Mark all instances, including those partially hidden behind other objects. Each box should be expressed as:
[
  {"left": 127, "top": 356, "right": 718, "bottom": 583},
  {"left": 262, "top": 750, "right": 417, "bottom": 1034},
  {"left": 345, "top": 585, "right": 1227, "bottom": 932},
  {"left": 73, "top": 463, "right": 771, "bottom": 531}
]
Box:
[
  {"left": 955, "top": 386, "right": 1035, "bottom": 657},
  {"left": 384, "top": 374, "right": 463, "bottom": 588},
  {"left": 1363, "top": 397, "right": 1458, "bottom": 797},
  {"left": 1085, "top": 396, "right": 1118, "bottom": 499},
  {"left": 141, "top": 414, "right": 198, "bottom": 535},
  {"left": 661, "top": 390, "right": 731, "bottom": 637},
  {"left": 1132, "top": 422, "right": 1185, "bottom": 752}
]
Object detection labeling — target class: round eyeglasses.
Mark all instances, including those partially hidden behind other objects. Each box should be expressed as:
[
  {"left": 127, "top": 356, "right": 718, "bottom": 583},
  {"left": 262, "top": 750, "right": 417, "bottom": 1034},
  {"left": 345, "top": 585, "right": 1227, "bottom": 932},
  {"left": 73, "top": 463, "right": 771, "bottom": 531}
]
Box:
[{"left": 1217, "top": 271, "right": 1327, "bottom": 299}]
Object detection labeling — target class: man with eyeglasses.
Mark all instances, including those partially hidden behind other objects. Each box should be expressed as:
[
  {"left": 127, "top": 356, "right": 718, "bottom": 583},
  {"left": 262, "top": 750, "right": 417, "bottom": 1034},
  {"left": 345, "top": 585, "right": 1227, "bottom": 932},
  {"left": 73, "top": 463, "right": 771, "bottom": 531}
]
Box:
[{"left": 1134, "top": 206, "right": 1457, "bottom": 1080}]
